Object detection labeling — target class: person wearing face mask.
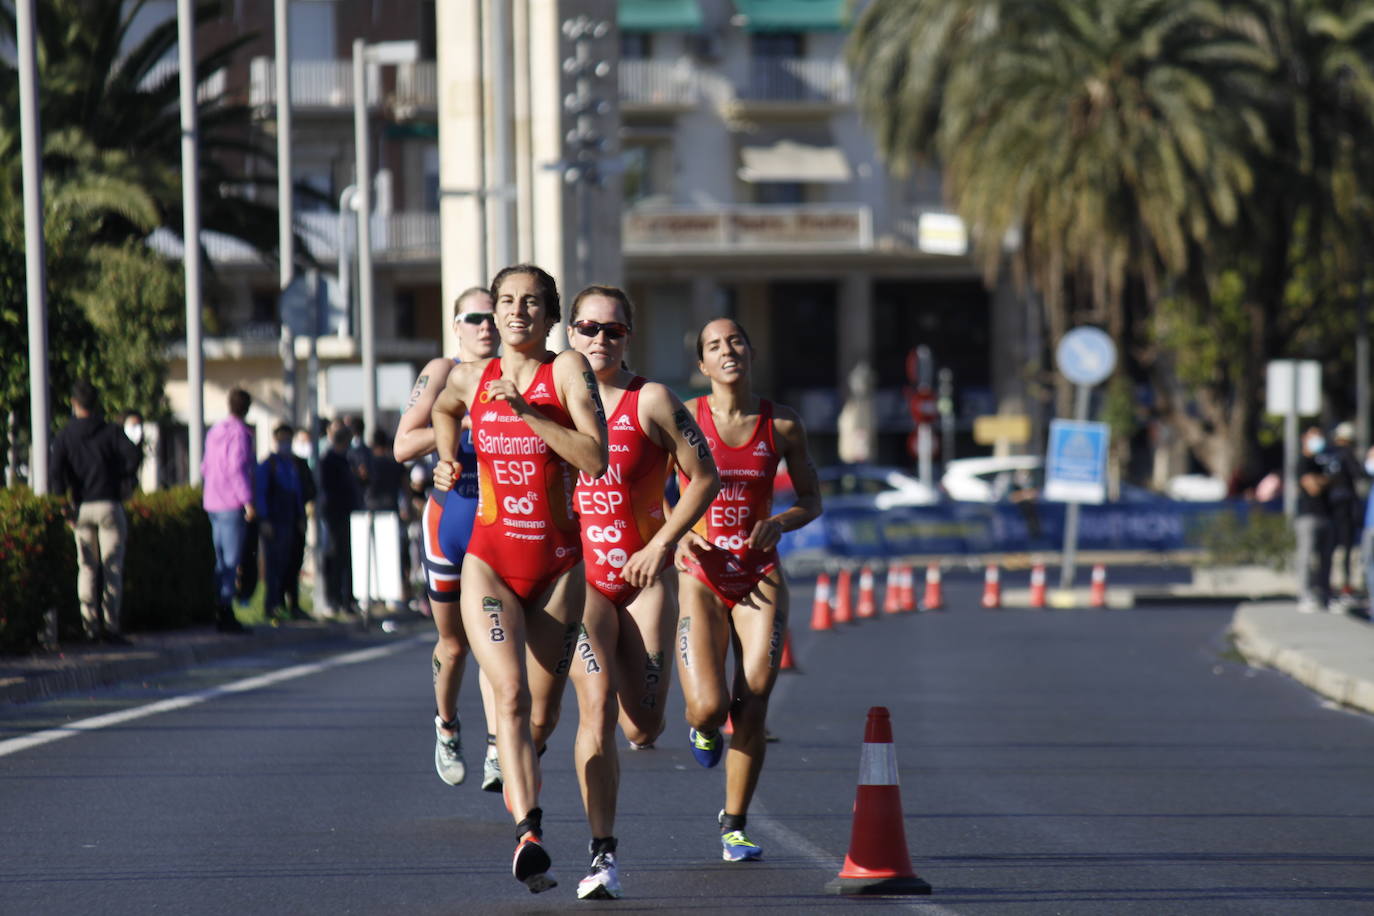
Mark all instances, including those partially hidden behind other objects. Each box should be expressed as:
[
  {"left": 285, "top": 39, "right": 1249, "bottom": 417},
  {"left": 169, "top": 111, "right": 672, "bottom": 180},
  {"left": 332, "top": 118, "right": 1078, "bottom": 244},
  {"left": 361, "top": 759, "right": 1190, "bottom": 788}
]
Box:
[
  {"left": 120, "top": 411, "right": 146, "bottom": 500},
  {"left": 255, "top": 424, "right": 307, "bottom": 622},
  {"left": 1295, "top": 426, "right": 1336, "bottom": 613}
]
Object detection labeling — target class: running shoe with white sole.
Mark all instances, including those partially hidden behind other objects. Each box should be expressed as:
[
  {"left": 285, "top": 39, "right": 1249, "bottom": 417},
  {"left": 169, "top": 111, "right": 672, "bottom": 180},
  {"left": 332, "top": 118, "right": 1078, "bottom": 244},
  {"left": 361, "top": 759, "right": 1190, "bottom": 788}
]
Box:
[
  {"left": 576, "top": 850, "right": 622, "bottom": 900},
  {"left": 688, "top": 726, "right": 723, "bottom": 768},
  {"left": 719, "top": 809, "right": 762, "bottom": 862},
  {"left": 481, "top": 750, "right": 503, "bottom": 793},
  {"left": 434, "top": 716, "right": 465, "bottom": 786},
  {"left": 513, "top": 836, "right": 556, "bottom": 893}
]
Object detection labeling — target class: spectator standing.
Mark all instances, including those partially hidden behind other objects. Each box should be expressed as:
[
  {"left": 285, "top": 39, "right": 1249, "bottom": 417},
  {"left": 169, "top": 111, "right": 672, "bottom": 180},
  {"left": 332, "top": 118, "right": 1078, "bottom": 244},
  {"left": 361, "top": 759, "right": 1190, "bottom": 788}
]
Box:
[
  {"left": 364, "top": 431, "right": 406, "bottom": 606},
  {"left": 320, "top": 422, "right": 361, "bottom": 614},
  {"left": 1361, "top": 445, "right": 1374, "bottom": 616},
  {"left": 202, "top": 388, "right": 255, "bottom": 633},
  {"left": 51, "top": 380, "right": 140, "bottom": 643},
  {"left": 119, "top": 410, "right": 146, "bottom": 500},
  {"left": 1295, "top": 426, "right": 1336, "bottom": 613},
  {"left": 1325, "top": 421, "right": 1364, "bottom": 599},
  {"left": 284, "top": 427, "right": 317, "bottom": 618},
  {"left": 255, "top": 424, "right": 307, "bottom": 621}
]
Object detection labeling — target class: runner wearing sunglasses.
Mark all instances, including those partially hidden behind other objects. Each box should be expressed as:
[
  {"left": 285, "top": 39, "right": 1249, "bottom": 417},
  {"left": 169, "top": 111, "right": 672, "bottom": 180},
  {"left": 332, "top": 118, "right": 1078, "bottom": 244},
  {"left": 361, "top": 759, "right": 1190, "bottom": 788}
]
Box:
[
  {"left": 393, "top": 288, "right": 508, "bottom": 793},
  {"left": 564, "top": 286, "right": 720, "bottom": 899},
  {"left": 432, "top": 264, "right": 608, "bottom": 894},
  {"left": 675, "top": 317, "right": 822, "bottom": 862}
]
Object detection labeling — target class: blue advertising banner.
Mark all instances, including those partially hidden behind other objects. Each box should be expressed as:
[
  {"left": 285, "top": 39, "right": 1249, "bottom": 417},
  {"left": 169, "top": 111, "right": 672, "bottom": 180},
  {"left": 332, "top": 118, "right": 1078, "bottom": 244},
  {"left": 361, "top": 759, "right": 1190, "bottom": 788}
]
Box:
[{"left": 776, "top": 498, "right": 1266, "bottom": 558}]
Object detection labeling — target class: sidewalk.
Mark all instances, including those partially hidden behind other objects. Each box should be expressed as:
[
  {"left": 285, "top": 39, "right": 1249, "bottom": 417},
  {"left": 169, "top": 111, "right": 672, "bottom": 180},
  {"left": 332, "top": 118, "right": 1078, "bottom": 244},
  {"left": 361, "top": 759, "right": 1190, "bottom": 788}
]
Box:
[
  {"left": 0, "top": 615, "right": 425, "bottom": 706},
  {"left": 1229, "top": 601, "right": 1374, "bottom": 715}
]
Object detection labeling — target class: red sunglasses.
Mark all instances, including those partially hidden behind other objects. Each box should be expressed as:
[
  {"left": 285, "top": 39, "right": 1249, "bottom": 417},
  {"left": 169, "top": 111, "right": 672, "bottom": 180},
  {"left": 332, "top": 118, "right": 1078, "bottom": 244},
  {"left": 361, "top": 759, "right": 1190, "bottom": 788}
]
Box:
[{"left": 572, "top": 320, "right": 630, "bottom": 341}]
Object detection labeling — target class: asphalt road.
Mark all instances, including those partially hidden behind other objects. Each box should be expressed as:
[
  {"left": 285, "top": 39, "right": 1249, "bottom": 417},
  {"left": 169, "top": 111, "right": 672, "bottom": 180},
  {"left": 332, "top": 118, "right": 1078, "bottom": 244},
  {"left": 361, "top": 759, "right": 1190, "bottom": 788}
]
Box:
[{"left": 2, "top": 576, "right": 1372, "bottom": 915}]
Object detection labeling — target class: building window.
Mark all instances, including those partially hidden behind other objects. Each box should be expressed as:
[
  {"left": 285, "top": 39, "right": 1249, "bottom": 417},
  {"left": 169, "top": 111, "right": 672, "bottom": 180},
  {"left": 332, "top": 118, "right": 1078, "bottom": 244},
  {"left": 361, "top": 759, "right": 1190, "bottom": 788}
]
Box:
[
  {"left": 753, "top": 182, "right": 805, "bottom": 205},
  {"left": 621, "top": 33, "right": 652, "bottom": 60},
  {"left": 420, "top": 1, "right": 437, "bottom": 60},
  {"left": 622, "top": 142, "right": 673, "bottom": 206},
  {"left": 751, "top": 32, "right": 804, "bottom": 58},
  {"left": 396, "top": 290, "right": 417, "bottom": 339},
  {"left": 251, "top": 290, "right": 278, "bottom": 324}
]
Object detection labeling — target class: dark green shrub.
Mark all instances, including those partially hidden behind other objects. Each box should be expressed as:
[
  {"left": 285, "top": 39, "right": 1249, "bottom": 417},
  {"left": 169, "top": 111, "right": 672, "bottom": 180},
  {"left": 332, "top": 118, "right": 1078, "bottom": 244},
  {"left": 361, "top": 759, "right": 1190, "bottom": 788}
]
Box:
[
  {"left": 0, "top": 488, "right": 76, "bottom": 651},
  {"left": 122, "top": 487, "right": 216, "bottom": 630},
  {"left": 1, "top": 485, "right": 214, "bottom": 651},
  {"left": 1197, "top": 505, "right": 1294, "bottom": 570}
]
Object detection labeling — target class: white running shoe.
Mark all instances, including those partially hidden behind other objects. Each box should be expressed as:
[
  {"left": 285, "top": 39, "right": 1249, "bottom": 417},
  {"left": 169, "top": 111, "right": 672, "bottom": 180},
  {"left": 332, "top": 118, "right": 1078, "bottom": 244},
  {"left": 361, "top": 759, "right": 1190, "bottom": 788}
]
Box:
[
  {"left": 577, "top": 850, "right": 622, "bottom": 900},
  {"left": 434, "top": 716, "right": 465, "bottom": 786},
  {"left": 481, "top": 749, "right": 503, "bottom": 793}
]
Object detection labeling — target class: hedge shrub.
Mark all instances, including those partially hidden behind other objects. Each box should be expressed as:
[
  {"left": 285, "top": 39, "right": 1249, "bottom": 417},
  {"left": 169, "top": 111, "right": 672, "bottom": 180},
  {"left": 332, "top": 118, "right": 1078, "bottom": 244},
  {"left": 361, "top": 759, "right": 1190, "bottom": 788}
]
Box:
[{"left": 0, "top": 486, "right": 215, "bottom": 652}]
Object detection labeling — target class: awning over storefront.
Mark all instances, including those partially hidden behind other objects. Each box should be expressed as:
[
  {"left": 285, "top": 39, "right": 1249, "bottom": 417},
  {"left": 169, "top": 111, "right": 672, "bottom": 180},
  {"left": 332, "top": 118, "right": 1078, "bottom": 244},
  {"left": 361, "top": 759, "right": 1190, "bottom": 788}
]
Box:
[
  {"left": 619, "top": 0, "right": 704, "bottom": 32},
  {"left": 737, "top": 138, "right": 851, "bottom": 183},
  {"left": 731, "top": 0, "right": 848, "bottom": 32}
]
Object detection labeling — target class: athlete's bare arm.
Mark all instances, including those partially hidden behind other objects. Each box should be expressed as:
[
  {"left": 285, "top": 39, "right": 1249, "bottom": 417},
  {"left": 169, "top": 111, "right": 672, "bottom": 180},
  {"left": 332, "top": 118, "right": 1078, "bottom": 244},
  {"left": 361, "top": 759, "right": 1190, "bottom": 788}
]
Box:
[
  {"left": 431, "top": 361, "right": 484, "bottom": 490},
  {"left": 621, "top": 385, "right": 721, "bottom": 589},
  {"left": 749, "top": 405, "right": 822, "bottom": 552},
  {"left": 394, "top": 357, "right": 455, "bottom": 463},
  {"left": 492, "top": 349, "right": 608, "bottom": 478}
]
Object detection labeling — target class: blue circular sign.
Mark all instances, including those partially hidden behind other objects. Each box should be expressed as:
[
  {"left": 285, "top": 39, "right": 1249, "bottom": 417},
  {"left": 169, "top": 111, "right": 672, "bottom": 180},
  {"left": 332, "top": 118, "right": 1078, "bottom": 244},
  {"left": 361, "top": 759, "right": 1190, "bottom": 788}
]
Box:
[{"left": 1056, "top": 327, "right": 1117, "bottom": 387}]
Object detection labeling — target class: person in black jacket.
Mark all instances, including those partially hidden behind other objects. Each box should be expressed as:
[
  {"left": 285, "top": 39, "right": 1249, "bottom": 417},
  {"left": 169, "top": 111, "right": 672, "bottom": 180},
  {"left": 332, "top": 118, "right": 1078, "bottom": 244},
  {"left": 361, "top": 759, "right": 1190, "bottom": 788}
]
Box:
[
  {"left": 320, "top": 422, "right": 362, "bottom": 614},
  {"left": 50, "top": 380, "right": 141, "bottom": 642}
]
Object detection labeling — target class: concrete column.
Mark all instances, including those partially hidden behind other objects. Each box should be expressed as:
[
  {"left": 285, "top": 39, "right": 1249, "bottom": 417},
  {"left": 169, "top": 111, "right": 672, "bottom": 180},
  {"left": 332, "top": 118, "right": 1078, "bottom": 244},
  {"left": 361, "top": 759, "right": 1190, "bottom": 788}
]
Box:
[
  {"left": 437, "top": 0, "right": 486, "bottom": 358},
  {"left": 838, "top": 272, "right": 876, "bottom": 463}
]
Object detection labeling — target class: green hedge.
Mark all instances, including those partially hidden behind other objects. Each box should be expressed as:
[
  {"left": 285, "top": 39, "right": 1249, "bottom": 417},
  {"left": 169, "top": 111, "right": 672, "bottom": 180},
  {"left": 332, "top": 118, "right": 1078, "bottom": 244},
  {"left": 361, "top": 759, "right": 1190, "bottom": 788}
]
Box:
[
  {"left": 0, "top": 486, "right": 215, "bottom": 652},
  {"left": 0, "top": 488, "right": 76, "bottom": 651}
]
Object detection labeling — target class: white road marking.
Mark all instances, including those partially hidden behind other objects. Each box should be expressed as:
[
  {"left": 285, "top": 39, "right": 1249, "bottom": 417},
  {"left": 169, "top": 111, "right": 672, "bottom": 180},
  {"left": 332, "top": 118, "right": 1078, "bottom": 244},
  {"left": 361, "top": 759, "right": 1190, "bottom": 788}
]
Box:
[{"left": 0, "top": 637, "right": 425, "bottom": 759}]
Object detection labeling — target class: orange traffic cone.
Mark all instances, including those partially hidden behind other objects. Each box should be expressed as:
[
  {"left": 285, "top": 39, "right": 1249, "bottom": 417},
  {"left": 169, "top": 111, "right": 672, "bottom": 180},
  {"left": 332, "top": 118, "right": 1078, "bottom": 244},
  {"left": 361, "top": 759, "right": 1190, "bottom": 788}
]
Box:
[
  {"left": 779, "top": 628, "right": 797, "bottom": 671},
  {"left": 921, "top": 564, "right": 943, "bottom": 611},
  {"left": 833, "top": 568, "right": 854, "bottom": 625},
  {"left": 811, "top": 573, "right": 833, "bottom": 631},
  {"left": 899, "top": 564, "right": 916, "bottom": 612},
  {"left": 981, "top": 564, "right": 1001, "bottom": 609},
  {"left": 1090, "top": 564, "right": 1107, "bottom": 608},
  {"left": 883, "top": 564, "right": 901, "bottom": 614},
  {"left": 824, "top": 707, "right": 932, "bottom": 896},
  {"left": 857, "top": 566, "right": 878, "bottom": 618},
  {"left": 1028, "top": 563, "right": 1047, "bottom": 609}
]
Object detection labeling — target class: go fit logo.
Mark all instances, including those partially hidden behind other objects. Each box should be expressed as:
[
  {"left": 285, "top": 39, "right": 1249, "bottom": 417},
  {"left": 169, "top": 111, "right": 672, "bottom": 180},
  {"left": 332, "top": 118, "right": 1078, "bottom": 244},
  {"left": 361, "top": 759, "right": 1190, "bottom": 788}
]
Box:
[{"left": 502, "top": 492, "right": 537, "bottom": 515}]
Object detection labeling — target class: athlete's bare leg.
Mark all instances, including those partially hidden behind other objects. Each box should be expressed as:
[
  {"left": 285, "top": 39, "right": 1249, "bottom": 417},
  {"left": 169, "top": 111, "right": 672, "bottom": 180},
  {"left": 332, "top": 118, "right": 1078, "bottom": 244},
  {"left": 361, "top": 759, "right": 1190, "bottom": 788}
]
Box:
[
  {"left": 675, "top": 573, "right": 733, "bottom": 734},
  {"left": 616, "top": 577, "right": 674, "bottom": 746},
  {"left": 525, "top": 562, "right": 586, "bottom": 752},
  {"left": 432, "top": 597, "right": 468, "bottom": 728},
  {"left": 459, "top": 555, "right": 539, "bottom": 822},
  {"left": 570, "top": 585, "right": 620, "bottom": 838},
  {"left": 723, "top": 571, "right": 787, "bottom": 819}
]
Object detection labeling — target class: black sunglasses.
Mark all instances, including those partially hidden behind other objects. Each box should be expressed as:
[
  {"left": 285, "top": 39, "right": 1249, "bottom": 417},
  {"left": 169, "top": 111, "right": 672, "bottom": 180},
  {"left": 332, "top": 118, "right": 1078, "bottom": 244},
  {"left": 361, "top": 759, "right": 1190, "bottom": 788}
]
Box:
[
  {"left": 456, "top": 311, "right": 495, "bottom": 326},
  {"left": 573, "top": 320, "right": 630, "bottom": 341}
]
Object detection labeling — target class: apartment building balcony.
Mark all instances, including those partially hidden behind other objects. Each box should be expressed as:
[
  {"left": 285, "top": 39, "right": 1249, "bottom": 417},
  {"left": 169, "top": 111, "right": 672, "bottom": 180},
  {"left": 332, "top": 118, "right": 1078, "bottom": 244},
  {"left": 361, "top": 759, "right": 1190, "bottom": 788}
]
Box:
[
  {"left": 727, "top": 58, "right": 853, "bottom": 117},
  {"left": 147, "top": 211, "right": 441, "bottom": 266},
  {"left": 623, "top": 203, "right": 872, "bottom": 254},
  {"left": 248, "top": 57, "right": 437, "bottom": 113},
  {"left": 619, "top": 59, "right": 701, "bottom": 113}
]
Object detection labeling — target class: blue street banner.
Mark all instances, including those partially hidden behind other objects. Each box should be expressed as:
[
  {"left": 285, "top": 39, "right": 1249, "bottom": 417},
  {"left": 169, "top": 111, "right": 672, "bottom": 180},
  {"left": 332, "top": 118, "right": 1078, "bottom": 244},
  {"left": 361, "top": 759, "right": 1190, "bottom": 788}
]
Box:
[{"left": 1044, "top": 420, "right": 1109, "bottom": 504}]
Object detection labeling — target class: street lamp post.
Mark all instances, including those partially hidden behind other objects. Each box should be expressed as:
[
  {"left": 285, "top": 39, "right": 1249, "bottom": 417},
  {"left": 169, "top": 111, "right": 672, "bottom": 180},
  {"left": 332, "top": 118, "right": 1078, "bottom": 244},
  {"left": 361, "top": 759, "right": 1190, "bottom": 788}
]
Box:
[
  {"left": 178, "top": 0, "right": 205, "bottom": 485},
  {"left": 352, "top": 39, "right": 417, "bottom": 439},
  {"left": 275, "top": 0, "right": 296, "bottom": 424},
  {"left": 17, "top": 0, "right": 49, "bottom": 494},
  {"left": 560, "top": 17, "right": 613, "bottom": 297}
]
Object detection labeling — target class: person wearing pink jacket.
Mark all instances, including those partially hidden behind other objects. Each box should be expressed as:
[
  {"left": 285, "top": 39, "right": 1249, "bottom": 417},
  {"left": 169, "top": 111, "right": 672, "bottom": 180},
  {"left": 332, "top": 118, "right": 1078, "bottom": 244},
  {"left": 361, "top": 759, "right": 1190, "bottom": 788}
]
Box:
[{"left": 202, "top": 388, "right": 256, "bottom": 632}]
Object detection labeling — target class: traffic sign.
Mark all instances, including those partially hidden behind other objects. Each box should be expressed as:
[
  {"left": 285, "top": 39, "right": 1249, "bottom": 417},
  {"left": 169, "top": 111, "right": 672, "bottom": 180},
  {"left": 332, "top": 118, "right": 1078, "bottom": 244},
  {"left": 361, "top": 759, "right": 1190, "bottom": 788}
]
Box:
[
  {"left": 1265, "top": 360, "right": 1321, "bottom": 415},
  {"left": 973, "top": 415, "right": 1030, "bottom": 445},
  {"left": 1056, "top": 327, "right": 1117, "bottom": 387},
  {"left": 1043, "top": 420, "right": 1109, "bottom": 504}
]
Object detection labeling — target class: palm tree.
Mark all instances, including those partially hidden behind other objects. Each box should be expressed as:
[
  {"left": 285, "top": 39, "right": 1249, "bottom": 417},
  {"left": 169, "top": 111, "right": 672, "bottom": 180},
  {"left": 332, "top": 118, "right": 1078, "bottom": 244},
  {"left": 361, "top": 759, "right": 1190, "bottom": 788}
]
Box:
[
  {"left": 0, "top": 0, "right": 291, "bottom": 260},
  {"left": 847, "top": 0, "right": 1374, "bottom": 482}
]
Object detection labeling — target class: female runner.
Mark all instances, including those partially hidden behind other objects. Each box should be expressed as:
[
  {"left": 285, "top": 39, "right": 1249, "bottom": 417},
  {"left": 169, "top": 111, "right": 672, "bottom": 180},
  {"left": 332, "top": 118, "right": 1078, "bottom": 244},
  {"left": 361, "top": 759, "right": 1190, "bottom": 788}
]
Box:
[
  {"left": 675, "top": 317, "right": 822, "bottom": 862},
  {"left": 432, "top": 265, "right": 608, "bottom": 893},
  {"left": 393, "top": 286, "right": 503, "bottom": 790},
  {"left": 564, "top": 286, "right": 720, "bottom": 899}
]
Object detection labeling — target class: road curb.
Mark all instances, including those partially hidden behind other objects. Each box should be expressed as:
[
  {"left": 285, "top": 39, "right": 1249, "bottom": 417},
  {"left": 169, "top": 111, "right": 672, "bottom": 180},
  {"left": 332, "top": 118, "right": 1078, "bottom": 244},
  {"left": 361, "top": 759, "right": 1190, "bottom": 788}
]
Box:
[{"left": 1230, "top": 602, "right": 1374, "bottom": 715}]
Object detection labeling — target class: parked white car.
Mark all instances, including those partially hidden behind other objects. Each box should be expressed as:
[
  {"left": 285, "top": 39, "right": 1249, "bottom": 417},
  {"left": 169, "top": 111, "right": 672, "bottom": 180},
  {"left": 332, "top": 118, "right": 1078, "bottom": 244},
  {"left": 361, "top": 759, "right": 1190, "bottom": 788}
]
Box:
[{"left": 940, "top": 455, "right": 1042, "bottom": 503}]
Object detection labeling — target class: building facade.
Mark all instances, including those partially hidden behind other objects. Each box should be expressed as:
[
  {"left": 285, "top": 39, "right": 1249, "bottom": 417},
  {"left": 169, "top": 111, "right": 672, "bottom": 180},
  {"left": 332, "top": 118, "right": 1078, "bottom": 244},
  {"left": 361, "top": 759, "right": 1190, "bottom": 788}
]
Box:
[{"left": 154, "top": 0, "right": 1034, "bottom": 469}]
